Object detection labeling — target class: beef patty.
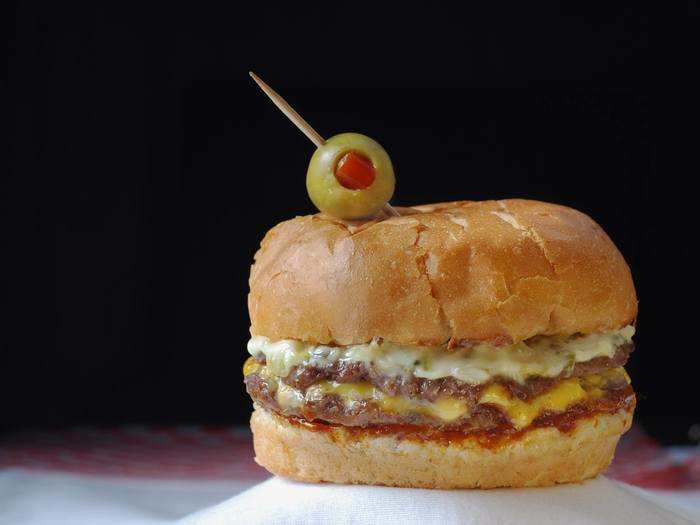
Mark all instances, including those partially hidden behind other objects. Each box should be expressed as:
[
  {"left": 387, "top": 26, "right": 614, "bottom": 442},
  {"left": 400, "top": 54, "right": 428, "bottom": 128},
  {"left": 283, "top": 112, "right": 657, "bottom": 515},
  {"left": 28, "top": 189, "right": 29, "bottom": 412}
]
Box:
[
  {"left": 246, "top": 372, "right": 634, "bottom": 432},
  {"left": 254, "top": 342, "right": 632, "bottom": 403},
  {"left": 244, "top": 344, "right": 633, "bottom": 432}
]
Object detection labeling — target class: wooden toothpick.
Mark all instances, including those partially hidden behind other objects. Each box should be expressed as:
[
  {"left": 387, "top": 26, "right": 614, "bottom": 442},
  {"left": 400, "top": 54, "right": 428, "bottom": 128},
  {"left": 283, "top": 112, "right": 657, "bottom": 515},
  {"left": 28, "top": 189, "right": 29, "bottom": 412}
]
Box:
[
  {"left": 249, "top": 71, "right": 400, "bottom": 217},
  {"left": 249, "top": 72, "right": 325, "bottom": 148}
]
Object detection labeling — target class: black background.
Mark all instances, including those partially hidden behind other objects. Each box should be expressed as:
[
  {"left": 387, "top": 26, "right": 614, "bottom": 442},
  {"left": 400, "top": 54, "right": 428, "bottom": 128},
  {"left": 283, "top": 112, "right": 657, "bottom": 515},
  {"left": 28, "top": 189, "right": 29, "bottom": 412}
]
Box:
[{"left": 6, "top": 3, "right": 698, "bottom": 443}]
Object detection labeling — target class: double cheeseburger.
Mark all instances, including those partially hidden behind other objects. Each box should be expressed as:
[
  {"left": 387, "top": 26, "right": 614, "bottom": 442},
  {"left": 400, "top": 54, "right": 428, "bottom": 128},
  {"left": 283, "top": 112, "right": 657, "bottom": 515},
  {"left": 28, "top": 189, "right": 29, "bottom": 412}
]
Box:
[{"left": 243, "top": 199, "right": 637, "bottom": 489}]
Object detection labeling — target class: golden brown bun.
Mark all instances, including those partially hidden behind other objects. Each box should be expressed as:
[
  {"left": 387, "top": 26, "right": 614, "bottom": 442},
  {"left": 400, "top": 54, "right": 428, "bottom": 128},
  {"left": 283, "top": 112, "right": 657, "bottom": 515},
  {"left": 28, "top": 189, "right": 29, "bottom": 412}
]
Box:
[
  {"left": 251, "top": 407, "right": 632, "bottom": 489},
  {"left": 249, "top": 200, "right": 637, "bottom": 346}
]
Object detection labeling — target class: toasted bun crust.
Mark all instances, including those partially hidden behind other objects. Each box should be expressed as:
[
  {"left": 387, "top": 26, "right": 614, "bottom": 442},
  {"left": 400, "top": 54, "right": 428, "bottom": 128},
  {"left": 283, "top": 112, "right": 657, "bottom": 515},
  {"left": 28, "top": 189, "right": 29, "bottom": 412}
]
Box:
[
  {"left": 249, "top": 200, "right": 637, "bottom": 346},
  {"left": 251, "top": 407, "right": 632, "bottom": 489}
]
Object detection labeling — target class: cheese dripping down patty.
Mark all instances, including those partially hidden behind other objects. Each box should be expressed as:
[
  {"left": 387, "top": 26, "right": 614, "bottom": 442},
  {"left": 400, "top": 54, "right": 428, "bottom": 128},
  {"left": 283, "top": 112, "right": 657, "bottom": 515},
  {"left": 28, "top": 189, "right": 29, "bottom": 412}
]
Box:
[
  {"left": 244, "top": 358, "right": 630, "bottom": 429},
  {"left": 247, "top": 327, "right": 634, "bottom": 385}
]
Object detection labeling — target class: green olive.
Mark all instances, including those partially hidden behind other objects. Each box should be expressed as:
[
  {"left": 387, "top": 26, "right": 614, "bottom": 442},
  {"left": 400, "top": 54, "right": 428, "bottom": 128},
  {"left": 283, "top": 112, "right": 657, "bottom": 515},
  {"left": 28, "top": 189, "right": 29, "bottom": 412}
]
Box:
[{"left": 306, "top": 133, "right": 395, "bottom": 219}]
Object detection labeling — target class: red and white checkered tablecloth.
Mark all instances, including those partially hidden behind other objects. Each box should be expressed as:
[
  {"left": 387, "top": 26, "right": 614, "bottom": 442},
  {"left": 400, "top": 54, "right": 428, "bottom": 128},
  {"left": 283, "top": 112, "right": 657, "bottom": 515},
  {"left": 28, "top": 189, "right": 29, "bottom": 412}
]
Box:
[{"left": 1, "top": 424, "right": 698, "bottom": 490}]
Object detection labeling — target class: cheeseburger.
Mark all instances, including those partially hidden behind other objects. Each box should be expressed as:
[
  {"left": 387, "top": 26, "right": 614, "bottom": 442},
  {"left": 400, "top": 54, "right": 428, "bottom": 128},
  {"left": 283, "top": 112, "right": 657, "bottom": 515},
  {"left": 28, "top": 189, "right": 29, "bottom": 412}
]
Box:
[{"left": 243, "top": 199, "right": 637, "bottom": 489}]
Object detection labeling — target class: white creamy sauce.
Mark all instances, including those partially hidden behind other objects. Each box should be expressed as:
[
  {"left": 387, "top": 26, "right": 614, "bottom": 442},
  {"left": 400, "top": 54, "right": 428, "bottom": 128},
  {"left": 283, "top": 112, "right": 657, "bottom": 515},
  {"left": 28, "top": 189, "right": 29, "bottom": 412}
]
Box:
[{"left": 247, "top": 326, "right": 634, "bottom": 385}]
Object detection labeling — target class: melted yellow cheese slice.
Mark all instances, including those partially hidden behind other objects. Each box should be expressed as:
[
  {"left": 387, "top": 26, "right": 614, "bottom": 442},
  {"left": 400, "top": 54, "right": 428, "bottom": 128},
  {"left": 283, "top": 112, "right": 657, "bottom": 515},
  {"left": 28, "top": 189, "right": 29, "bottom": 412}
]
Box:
[
  {"left": 243, "top": 357, "right": 261, "bottom": 376},
  {"left": 479, "top": 380, "right": 586, "bottom": 429},
  {"left": 308, "top": 382, "right": 469, "bottom": 422},
  {"left": 315, "top": 379, "right": 591, "bottom": 428},
  {"left": 478, "top": 367, "right": 629, "bottom": 429}
]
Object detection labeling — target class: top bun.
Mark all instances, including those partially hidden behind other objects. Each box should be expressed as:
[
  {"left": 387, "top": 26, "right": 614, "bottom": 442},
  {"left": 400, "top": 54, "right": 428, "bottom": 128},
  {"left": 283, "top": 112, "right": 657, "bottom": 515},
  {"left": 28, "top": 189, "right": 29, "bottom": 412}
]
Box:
[{"left": 248, "top": 200, "right": 637, "bottom": 347}]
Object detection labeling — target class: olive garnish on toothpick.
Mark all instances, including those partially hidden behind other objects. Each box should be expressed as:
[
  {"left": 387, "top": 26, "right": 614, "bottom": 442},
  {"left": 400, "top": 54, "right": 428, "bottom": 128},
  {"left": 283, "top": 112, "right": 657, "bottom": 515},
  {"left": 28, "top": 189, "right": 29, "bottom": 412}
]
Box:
[{"left": 249, "top": 72, "right": 399, "bottom": 219}]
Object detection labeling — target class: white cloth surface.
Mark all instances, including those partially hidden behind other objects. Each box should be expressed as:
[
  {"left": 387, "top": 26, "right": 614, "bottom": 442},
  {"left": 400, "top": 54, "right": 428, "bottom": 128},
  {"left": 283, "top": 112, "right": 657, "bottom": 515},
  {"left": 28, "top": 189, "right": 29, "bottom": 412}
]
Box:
[
  {"left": 183, "top": 477, "right": 700, "bottom": 525},
  {"left": 2, "top": 469, "right": 699, "bottom": 525},
  {"left": 0, "top": 469, "right": 253, "bottom": 525}
]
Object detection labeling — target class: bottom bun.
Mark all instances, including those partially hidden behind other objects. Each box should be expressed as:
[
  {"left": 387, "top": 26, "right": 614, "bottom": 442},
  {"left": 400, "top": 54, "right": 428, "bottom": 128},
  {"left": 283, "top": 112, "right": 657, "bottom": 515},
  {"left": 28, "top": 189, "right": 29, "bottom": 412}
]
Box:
[{"left": 250, "top": 408, "right": 632, "bottom": 489}]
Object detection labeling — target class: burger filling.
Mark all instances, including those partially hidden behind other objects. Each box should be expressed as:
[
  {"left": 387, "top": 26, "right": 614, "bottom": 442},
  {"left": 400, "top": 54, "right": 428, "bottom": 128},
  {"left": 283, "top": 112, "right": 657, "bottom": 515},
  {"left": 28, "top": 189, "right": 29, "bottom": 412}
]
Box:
[{"left": 244, "top": 327, "right": 635, "bottom": 434}]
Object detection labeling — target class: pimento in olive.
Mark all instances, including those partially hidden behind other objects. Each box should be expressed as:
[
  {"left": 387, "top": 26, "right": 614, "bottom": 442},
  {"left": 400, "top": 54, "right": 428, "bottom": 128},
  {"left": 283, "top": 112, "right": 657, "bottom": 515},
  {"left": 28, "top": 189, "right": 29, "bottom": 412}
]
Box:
[{"left": 306, "top": 133, "right": 395, "bottom": 219}]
